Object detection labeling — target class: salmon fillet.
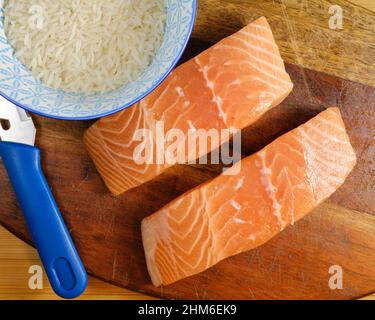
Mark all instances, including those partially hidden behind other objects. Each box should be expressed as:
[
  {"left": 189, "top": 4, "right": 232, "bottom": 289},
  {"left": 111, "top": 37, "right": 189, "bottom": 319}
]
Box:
[
  {"left": 142, "top": 108, "right": 357, "bottom": 287},
  {"left": 84, "top": 17, "right": 294, "bottom": 195}
]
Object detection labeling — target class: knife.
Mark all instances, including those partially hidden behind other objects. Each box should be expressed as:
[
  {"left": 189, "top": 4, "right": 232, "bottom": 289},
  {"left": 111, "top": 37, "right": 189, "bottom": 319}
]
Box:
[{"left": 0, "top": 96, "right": 87, "bottom": 299}]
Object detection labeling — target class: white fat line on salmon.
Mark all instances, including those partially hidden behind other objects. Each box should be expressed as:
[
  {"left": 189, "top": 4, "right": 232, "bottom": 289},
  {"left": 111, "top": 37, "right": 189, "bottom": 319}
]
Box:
[
  {"left": 303, "top": 151, "right": 351, "bottom": 181},
  {"left": 194, "top": 57, "right": 228, "bottom": 127},
  {"left": 258, "top": 92, "right": 274, "bottom": 109},
  {"left": 148, "top": 79, "right": 175, "bottom": 112},
  {"left": 212, "top": 95, "right": 225, "bottom": 122},
  {"left": 257, "top": 150, "right": 286, "bottom": 229},
  {"left": 235, "top": 176, "right": 245, "bottom": 190},
  {"left": 233, "top": 218, "right": 247, "bottom": 224},
  {"left": 175, "top": 86, "right": 185, "bottom": 97},
  {"left": 298, "top": 124, "right": 352, "bottom": 204},
  {"left": 217, "top": 43, "right": 290, "bottom": 77},
  {"left": 231, "top": 34, "right": 282, "bottom": 60},
  {"left": 86, "top": 133, "right": 146, "bottom": 186},
  {"left": 99, "top": 103, "right": 141, "bottom": 134},
  {"left": 229, "top": 79, "right": 241, "bottom": 87},
  {"left": 278, "top": 167, "right": 296, "bottom": 226},
  {"left": 152, "top": 213, "right": 181, "bottom": 285},
  {"left": 304, "top": 121, "right": 351, "bottom": 145},
  {"left": 230, "top": 199, "right": 242, "bottom": 210},
  {"left": 141, "top": 224, "right": 162, "bottom": 287},
  {"left": 201, "top": 188, "right": 215, "bottom": 265},
  {"left": 223, "top": 60, "right": 288, "bottom": 92},
  {"left": 187, "top": 120, "right": 197, "bottom": 132},
  {"left": 317, "top": 112, "right": 348, "bottom": 133},
  {"left": 240, "top": 30, "right": 279, "bottom": 49},
  {"left": 298, "top": 127, "right": 355, "bottom": 161},
  {"left": 302, "top": 144, "right": 343, "bottom": 204},
  {"left": 253, "top": 22, "right": 274, "bottom": 34}
]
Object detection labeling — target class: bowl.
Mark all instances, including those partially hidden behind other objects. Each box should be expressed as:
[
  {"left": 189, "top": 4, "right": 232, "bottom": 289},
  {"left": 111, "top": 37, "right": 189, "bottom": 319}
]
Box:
[{"left": 0, "top": 0, "right": 197, "bottom": 120}]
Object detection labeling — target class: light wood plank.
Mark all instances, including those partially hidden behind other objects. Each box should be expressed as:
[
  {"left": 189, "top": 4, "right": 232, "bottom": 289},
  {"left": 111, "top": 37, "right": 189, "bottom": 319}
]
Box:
[
  {"left": 350, "top": 0, "right": 375, "bottom": 12},
  {"left": 0, "top": 226, "right": 153, "bottom": 300},
  {"left": 193, "top": 0, "right": 375, "bottom": 87}
]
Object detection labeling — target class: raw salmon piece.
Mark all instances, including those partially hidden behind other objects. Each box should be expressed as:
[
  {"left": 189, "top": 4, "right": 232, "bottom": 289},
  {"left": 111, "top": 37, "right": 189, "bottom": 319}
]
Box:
[
  {"left": 84, "top": 17, "right": 294, "bottom": 195},
  {"left": 142, "top": 108, "right": 357, "bottom": 287}
]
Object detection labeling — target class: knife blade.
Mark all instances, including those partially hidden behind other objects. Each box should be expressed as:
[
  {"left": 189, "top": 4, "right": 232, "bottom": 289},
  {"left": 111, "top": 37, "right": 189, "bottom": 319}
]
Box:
[{"left": 0, "top": 96, "right": 36, "bottom": 146}]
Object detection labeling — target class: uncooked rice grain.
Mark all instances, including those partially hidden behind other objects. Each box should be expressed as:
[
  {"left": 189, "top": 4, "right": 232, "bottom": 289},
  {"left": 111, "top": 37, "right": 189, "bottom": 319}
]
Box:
[{"left": 4, "top": 0, "right": 166, "bottom": 94}]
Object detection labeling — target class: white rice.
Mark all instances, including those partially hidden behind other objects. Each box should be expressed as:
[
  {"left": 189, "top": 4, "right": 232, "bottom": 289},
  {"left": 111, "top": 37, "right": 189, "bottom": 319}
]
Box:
[{"left": 4, "top": 0, "right": 166, "bottom": 94}]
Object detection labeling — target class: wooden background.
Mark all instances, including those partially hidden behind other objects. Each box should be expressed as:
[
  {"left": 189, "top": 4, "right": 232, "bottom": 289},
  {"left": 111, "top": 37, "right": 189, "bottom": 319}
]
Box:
[{"left": 0, "top": 0, "right": 374, "bottom": 300}]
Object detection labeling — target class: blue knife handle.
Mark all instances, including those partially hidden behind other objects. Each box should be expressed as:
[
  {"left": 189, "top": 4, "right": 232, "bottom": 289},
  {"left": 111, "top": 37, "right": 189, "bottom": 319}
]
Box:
[{"left": 0, "top": 142, "right": 87, "bottom": 299}]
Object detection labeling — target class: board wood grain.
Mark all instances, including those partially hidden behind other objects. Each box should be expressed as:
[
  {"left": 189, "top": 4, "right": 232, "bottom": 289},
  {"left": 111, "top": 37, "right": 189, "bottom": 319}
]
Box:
[
  {"left": 193, "top": 0, "right": 375, "bottom": 87},
  {"left": 0, "top": 226, "right": 154, "bottom": 300},
  {"left": 351, "top": 0, "right": 375, "bottom": 12},
  {"left": 0, "top": 0, "right": 374, "bottom": 299}
]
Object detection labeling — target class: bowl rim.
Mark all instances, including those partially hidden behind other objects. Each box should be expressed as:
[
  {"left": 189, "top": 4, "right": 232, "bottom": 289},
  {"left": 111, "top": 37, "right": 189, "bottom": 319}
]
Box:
[{"left": 0, "top": 0, "right": 197, "bottom": 121}]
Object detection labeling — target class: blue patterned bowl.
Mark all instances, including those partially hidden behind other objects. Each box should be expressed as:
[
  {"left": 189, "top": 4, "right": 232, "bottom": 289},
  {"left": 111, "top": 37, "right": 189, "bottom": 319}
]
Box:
[{"left": 0, "top": 0, "right": 197, "bottom": 120}]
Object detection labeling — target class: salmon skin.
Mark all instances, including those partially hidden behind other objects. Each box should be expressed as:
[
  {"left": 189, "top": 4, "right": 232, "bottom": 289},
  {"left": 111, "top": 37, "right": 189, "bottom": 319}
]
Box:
[
  {"left": 142, "top": 108, "right": 357, "bottom": 287},
  {"left": 84, "top": 17, "right": 294, "bottom": 195}
]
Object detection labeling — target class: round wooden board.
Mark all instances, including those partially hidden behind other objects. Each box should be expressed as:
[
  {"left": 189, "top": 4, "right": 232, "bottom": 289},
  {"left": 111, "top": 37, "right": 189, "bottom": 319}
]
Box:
[{"left": 0, "top": 60, "right": 374, "bottom": 299}]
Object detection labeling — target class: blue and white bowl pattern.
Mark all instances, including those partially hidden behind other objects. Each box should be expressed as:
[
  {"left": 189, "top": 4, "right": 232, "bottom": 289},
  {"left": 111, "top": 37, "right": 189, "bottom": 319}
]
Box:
[{"left": 0, "top": 0, "right": 197, "bottom": 120}]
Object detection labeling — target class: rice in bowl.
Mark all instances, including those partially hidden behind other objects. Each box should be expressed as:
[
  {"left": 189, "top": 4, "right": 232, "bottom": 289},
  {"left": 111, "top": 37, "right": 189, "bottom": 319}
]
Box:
[{"left": 3, "top": 0, "right": 166, "bottom": 94}]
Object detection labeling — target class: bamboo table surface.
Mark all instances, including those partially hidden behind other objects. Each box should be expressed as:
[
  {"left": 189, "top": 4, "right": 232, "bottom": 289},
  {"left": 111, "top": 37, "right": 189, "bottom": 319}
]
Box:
[{"left": 0, "top": 0, "right": 374, "bottom": 300}]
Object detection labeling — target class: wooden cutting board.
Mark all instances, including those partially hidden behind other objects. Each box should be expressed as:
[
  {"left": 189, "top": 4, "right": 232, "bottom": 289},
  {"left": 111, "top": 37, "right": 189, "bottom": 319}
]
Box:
[{"left": 0, "top": 0, "right": 374, "bottom": 299}]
